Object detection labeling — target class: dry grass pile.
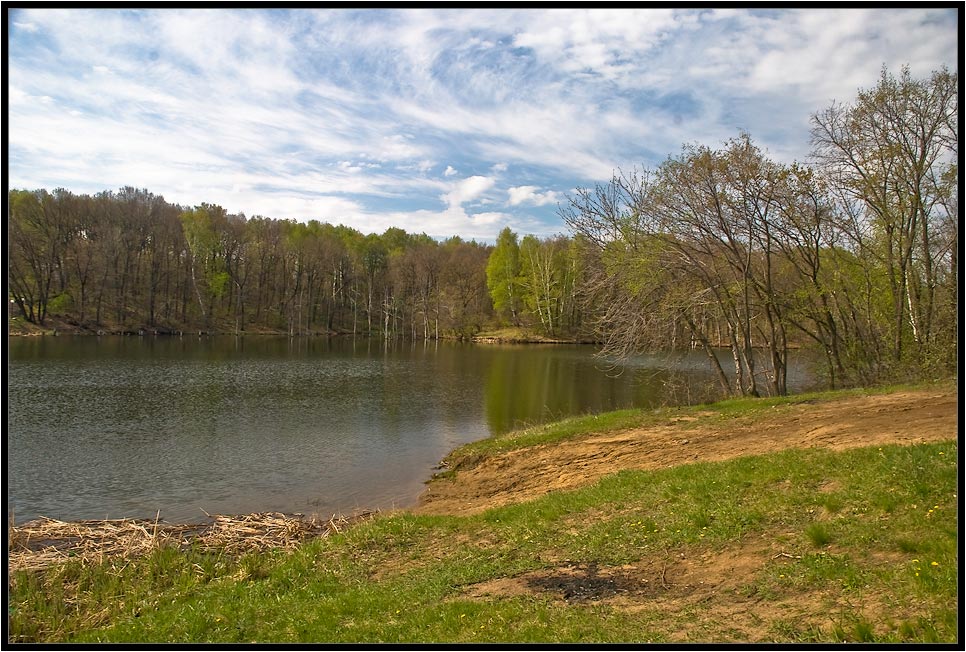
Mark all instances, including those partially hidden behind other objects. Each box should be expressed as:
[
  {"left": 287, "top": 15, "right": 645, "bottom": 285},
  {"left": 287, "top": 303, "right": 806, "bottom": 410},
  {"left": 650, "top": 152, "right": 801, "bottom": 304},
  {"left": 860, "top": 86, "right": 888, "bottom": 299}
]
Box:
[{"left": 8, "top": 510, "right": 374, "bottom": 572}]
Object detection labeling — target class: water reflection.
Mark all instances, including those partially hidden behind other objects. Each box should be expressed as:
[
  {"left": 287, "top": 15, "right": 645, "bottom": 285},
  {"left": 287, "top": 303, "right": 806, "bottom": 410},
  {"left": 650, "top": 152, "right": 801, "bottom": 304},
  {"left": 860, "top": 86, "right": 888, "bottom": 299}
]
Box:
[{"left": 7, "top": 336, "right": 818, "bottom": 523}]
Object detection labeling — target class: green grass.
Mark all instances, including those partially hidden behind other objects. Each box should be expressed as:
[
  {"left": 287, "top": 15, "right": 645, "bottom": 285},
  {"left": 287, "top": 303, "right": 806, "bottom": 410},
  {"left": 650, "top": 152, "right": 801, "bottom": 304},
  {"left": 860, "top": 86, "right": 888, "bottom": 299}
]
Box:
[
  {"left": 9, "top": 437, "right": 957, "bottom": 643},
  {"left": 437, "top": 408, "right": 649, "bottom": 474},
  {"left": 804, "top": 523, "right": 832, "bottom": 548},
  {"left": 441, "top": 380, "right": 951, "bottom": 469}
]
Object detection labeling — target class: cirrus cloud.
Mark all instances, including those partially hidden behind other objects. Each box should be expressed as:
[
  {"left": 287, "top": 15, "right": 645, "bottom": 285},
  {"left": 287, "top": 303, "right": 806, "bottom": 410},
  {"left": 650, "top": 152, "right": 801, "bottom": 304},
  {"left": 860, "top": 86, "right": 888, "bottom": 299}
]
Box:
[{"left": 6, "top": 7, "right": 957, "bottom": 242}]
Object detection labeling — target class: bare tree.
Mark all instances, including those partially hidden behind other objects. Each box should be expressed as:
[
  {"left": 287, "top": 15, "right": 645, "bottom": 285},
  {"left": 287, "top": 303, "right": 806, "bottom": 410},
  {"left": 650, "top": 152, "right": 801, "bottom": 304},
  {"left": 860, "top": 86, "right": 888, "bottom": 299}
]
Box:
[{"left": 811, "top": 66, "right": 958, "bottom": 371}]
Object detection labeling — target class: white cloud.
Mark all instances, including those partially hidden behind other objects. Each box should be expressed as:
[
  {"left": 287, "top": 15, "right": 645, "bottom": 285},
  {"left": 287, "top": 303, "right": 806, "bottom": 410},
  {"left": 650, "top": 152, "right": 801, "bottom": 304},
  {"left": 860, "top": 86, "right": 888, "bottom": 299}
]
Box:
[
  {"left": 388, "top": 97, "right": 620, "bottom": 180},
  {"left": 512, "top": 8, "right": 681, "bottom": 80},
  {"left": 743, "top": 9, "right": 956, "bottom": 108},
  {"left": 374, "top": 134, "right": 425, "bottom": 162},
  {"left": 6, "top": 7, "right": 958, "bottom": 242},
  {"left": 442, "top": 176, "right": 496, "bottom": 210},
  {"left": 222, "top": 192, "right": 365, "bottom": 224},
  {"left": 507, "top": 186, "right": 561, "bottom": 207}
]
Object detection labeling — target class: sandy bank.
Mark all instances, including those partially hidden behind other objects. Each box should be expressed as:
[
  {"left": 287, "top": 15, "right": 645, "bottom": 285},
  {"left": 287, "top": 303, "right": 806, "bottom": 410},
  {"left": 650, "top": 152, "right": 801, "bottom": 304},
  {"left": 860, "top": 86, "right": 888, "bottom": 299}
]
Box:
[{"left": 416, "top": 386, "right": 958, "bottom": 516}]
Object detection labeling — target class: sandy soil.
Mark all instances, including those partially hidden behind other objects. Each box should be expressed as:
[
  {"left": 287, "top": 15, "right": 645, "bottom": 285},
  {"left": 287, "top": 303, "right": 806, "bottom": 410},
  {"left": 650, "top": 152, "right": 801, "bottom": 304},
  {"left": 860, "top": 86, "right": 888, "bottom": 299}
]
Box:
[
  {"left": 11, "top": 386, "right": 956, "bottom": 641},
  {"left": 415, "top": 386, "right": 957, "bottom": 641},
  {"left": 416, "top": 387, "right": 958, "bottom": 516},
  {"left": 454, "top": 531, "right": 914, "bottom": 642}
]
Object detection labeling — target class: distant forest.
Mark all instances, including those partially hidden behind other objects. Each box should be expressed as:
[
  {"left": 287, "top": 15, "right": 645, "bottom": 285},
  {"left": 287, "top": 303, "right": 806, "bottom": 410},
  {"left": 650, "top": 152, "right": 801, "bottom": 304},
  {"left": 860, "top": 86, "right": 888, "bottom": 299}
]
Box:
[
  {"left": 8, "top": 188, "right": 505, "bottom": 340},
  {"left": 8, "top": 66, "right": 957, "bottom": 396}
]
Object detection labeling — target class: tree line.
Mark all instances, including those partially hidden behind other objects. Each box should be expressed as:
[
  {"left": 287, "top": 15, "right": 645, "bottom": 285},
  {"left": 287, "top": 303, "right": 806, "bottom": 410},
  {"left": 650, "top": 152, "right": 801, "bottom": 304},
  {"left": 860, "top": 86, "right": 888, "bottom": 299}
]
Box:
[
  {"left": 8, "top": 188, "right": 505, "bottom": 339},
  {"left": 563, "top": 66, "right": 957, "bottom": 395},
  {"left": 8, "top": 66, "right": 957, "bottom": 394},
  {"left": 8, "top": 183, "right": 594, "bottom": 340}
]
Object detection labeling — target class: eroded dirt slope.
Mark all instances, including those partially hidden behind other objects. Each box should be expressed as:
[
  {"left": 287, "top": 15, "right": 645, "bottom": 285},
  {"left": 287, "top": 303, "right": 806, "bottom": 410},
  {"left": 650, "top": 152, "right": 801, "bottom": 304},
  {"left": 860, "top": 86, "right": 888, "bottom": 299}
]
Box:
[{"left": 416, "top": 387, "right": 957, "bottom": 516}]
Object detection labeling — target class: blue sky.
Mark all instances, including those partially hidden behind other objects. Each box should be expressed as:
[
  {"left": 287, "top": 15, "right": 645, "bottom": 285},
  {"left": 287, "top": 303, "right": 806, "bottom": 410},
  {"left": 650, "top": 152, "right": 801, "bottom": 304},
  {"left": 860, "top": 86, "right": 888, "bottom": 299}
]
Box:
[{"left": 6, "top": 7, "right": 958, "bottom": 241}]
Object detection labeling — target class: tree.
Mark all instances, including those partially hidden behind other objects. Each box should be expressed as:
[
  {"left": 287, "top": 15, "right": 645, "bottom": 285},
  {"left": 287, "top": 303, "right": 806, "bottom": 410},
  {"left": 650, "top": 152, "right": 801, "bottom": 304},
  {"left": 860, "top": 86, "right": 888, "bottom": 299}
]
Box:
[
  {"left": 562, "top": 169, "right": 736, "bottom": 394},
  {"left": 649, "top": 136, "right": 803, "bottom": 396},
  {"left": 440, "top": 237, "right": 492, "bottom": 338},
  {"left": 811, "top": 65, "right": 958, "bottom": 376},
  {"left": 519, "top": 235, "right": 576, "bottom": 337},
  {"left": 485, "top": 227, "right": 523, "bottom": 325},
  {"left": 9, "top": 190, "right": 57, "bottom": 324},
  {"left": 180, "top": 203, "right": 229, "bottom": 329},
  {"left": 7, "top": 187, "right": 503, "bottom": 338},
  {"left": 564, "top": 138, "right": 830, "bottom": 397},
  {"left": 357, "top": 234, "right": 388, "bottom": 335},
  {"left": 61, "top": 193, "right": 99, "bottom": 325},
  {"left": 222, "top": 213, "right": 251, "bottom": 333},
  {"left": 767, "top": 165, "right": 850, "bottom": 388}
]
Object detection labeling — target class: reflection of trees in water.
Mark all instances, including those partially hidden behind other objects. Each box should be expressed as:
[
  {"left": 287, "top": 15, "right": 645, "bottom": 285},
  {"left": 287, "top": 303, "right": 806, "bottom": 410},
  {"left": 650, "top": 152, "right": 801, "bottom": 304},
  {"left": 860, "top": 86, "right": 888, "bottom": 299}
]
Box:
[
  {"left": 484, "top": 349, "right": 588, "bottom": 435},
  {"left": 597, "top": 350, "right": 730, "bottom": 410},
  {"left": 483, "top": 349, "right": 554, "bottom": 435},
  {"left": 617, "top": 347, "right": 821, "bottom": 408},
  {"left": 644, "top": 369, "right": 725, "bottom": 408},
  {"left": 482, "top": 347, "right": 737, "bottom": 435}
]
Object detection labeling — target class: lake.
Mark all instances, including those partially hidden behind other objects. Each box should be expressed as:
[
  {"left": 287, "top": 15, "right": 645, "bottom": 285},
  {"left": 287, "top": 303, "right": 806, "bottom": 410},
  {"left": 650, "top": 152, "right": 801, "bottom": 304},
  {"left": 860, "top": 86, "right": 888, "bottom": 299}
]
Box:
[{"left": 6, "top": 336, "right": 818, "bottom": 524}]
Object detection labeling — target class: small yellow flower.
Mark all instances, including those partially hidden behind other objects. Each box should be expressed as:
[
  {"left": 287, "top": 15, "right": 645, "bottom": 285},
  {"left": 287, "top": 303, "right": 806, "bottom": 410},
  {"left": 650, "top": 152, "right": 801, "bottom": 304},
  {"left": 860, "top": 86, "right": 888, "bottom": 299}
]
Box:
[{"left": 931, "top": 561, "right": 939, "bottom": 567}]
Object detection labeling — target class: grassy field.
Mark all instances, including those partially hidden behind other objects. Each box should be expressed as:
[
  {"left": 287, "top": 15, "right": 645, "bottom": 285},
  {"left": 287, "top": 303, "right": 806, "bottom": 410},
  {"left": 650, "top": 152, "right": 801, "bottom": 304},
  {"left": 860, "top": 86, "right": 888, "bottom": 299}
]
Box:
[{"left": 7, "top": 389, "right": 958, "bottom": 643}]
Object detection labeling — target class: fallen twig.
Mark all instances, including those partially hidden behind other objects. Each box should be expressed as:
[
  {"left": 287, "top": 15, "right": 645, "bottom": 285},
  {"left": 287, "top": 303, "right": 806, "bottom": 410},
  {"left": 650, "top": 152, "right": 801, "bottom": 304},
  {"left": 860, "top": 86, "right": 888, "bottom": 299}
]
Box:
[{"left": 660, "top": 548, "right": 672, "bottom": 590}]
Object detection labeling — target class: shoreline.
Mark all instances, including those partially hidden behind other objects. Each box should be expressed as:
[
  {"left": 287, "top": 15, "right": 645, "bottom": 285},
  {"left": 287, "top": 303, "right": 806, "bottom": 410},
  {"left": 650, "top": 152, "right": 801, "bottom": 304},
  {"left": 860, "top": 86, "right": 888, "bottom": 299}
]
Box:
[
  {"left": 8, "top": 316, "right": 595, "bottom": 344},
  {"left": 8, "top": 510, "right": 378, "bottom": 573},
  {"left": 414, "top": 383, "right": 956, "bottom": 516},
  {"left": 8, "top": 381, "right": 956, "bottom": 571}
]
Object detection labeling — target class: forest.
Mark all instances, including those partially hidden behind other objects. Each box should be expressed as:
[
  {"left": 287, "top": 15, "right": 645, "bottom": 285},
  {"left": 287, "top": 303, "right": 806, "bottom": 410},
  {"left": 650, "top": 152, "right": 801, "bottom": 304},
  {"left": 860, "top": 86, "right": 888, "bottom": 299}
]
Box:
[
  {"left": 8, "top": 66, "right": 958, "bottom": 396},
  {"left": 8, "top": 190, "right": 500, "bottom": 341}
]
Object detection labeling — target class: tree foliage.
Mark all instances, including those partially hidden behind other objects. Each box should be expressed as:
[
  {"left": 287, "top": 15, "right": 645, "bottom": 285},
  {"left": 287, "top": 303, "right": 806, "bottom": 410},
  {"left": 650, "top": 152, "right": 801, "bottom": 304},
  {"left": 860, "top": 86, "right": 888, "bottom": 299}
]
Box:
[
  {"left": 7, "top": 66, "right": 955, "bottom": 393},
  {"left": 562, "top": 66, "right": 957, "bottom": 394},
  {"left": 810, "top": 65, "right": 958, "bottom": 376},
  {"left": 485, "top": 227, "right": 523, "bottom": 325},
  {"left": 7, "top": 189, "right": 496, "bottom": 339}
]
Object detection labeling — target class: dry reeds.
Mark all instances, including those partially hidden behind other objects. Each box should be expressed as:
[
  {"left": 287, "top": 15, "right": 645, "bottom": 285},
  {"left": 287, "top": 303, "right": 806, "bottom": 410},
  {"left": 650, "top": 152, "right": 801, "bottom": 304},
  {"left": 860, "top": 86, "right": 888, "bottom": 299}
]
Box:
[{"left": 7, "top": 510, "right": 374, "bottom": 573}]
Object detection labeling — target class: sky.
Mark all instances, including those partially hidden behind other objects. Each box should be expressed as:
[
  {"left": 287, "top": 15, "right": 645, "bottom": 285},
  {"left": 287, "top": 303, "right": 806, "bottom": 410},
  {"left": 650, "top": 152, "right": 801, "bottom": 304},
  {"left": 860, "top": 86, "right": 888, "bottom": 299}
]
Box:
[{"left": 6, "top": 7, "right": 959, "bottom": 241}]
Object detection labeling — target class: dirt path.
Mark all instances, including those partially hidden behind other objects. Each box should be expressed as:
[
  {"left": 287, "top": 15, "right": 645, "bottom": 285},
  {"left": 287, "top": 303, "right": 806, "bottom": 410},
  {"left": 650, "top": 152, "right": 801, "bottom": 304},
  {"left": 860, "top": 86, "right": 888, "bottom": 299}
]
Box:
[{"left": 416, "top": 387, "right": 958, "bottom": 516}]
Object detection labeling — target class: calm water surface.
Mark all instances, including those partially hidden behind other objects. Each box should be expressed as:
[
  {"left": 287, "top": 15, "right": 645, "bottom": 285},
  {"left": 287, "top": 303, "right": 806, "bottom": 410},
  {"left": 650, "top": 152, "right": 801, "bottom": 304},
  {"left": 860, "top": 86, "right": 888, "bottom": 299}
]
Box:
[{"left": 7, "top": 336, "right": 817, "bottom": 523}]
